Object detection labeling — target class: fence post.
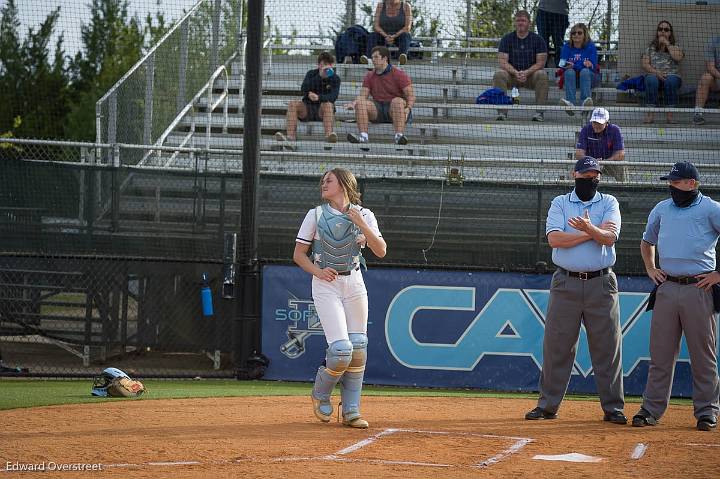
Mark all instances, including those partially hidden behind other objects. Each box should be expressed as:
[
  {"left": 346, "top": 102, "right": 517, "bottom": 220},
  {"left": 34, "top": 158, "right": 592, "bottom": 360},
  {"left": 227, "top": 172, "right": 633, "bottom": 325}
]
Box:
[
  {"left": 178, "top": 21, "right": 189, "bottom": 114},
  {"left": 85, "top": 161, "right": 95, "bottom": 237},
  {"left": 108, "top": 92, "right": 117, "bottom": 148},
  {"left": 465, "top": 0, "right": 471, "bottom": 47},
  {"left": 111, "top": 145, "right": 120, "bottom": 232},
  {"left": 345, "top": 0, "right": 356, "bottom": 28},
  {"left": 236, "top": 0, "right": 264, "bottom": 374},
  {"left": 219, "top": 174, "right": 227, "bottom": 238},
  {"left": 535, "top": 160, "right": 545, "bottom": 269},
  {"left": 211, "top": 0, "right": 222, "bottom": 74},
  {"left": 236, "top": 0, "right": 245, "bottom": 53},
  {"left": 144, "top": 53, "right": 155, "bottom": 146}
]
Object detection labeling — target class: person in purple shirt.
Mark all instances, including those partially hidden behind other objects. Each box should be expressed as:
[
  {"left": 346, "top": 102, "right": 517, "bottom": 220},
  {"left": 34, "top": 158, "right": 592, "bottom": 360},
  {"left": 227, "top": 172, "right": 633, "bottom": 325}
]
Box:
[
  {"left": 575, "top": 108, "right": 626, "bottom": 182},
  {"left": 559, "top": 23, "right": 599, "bottom": 113}
]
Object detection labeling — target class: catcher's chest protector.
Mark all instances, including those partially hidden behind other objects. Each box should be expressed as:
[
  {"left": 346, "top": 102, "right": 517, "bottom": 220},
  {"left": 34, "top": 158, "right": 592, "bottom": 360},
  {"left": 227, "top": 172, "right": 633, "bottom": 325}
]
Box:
[{"left": 312, "top": 204, "right": 364, "bottom": 273}]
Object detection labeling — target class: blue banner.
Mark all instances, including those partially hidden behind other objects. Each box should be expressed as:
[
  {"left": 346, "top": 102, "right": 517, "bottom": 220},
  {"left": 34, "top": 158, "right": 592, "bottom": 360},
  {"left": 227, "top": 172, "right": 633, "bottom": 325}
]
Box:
[{"left": 262, "top": 265, "right": 719, "bottom": 397}]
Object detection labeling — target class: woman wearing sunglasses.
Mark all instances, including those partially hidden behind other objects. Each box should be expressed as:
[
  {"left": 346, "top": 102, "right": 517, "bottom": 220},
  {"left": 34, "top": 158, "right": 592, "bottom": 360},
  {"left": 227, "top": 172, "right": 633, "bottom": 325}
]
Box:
[
  {"left": 559, "top": 23, "right": 599, "bottom": 115},
  {"left": 642, "top": 20, "right": 684, "bottom": 123}
]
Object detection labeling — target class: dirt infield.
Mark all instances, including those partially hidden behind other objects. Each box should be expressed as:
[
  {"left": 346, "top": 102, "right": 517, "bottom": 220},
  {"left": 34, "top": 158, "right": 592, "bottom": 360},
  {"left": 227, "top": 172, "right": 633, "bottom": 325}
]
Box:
[{"left": 1, "top": 396, "right": 718, "bottom": 478}]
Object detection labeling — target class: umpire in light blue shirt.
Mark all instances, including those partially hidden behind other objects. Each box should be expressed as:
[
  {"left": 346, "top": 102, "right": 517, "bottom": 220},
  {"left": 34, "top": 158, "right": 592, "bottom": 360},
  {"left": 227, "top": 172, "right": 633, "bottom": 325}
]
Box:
[
  {"left": 525, "top": 156, "right": 627, "bottom": 424},
  {"left": 632, "top": 161, "right": 720, "bottom": 432}
]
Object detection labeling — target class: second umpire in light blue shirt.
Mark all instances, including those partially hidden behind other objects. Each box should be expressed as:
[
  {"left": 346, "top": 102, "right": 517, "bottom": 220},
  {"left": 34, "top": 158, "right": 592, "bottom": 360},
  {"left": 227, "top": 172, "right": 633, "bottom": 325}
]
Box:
[
  {"left": 632, "top": 161, "right": 720, "bottom": 432},
  {"left": 525, "top": 156, "right": 626, "bottom": 424}
]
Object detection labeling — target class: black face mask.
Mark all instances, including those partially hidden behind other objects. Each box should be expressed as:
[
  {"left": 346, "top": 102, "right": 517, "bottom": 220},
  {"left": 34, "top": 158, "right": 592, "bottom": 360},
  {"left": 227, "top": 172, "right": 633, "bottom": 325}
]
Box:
[
  {"left": 669, "top": 185, "right": 699, "bottom": 208},
  {"left": 575, "top": 177, "right": 600, "bottom": 201}
]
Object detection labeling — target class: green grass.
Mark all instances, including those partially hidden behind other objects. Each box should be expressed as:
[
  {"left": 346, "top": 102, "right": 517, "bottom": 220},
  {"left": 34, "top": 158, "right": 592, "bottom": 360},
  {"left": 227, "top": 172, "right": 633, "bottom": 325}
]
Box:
[{"left": 0, "top": 379, "right": 692, "bottom": 411}]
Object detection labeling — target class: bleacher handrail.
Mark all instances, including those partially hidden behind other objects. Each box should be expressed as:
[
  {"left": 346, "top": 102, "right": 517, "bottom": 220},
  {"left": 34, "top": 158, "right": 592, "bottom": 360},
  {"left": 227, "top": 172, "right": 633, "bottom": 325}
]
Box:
[
  {"left": 6, "top": 138, "right": 717, "bottom": 172},
  {"left": 143, "top": 60, "right": 234, "bottom": 169},
  {"left": 95, "top": 0, "right": 244, "bottom": 152},
  {"left": 263, "top": 34, "right": 619, "bottom": 57}
]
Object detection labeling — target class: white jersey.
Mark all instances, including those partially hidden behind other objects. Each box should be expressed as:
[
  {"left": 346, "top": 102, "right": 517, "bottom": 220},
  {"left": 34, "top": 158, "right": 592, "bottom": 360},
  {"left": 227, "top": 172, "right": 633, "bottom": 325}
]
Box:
[
  {"left": 296, "top": 204, "right": 382, "bottom": 246},
  {"left": 296, "top": 204, "right": 382, "bottom": 345}
]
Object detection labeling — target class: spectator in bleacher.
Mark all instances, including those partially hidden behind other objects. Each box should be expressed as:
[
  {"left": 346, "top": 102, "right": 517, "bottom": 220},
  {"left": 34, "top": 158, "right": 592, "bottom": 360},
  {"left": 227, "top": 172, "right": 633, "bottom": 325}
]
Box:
[
  {"left": 575, "top": 108, "right": 626, "bottom": 182},
  {"left": 536, "top": 0, "right": 569, "bottom": 67},
  {"left": 346, "top": 46, "right": 415, "bottom": 146},
  {"left": 493, "top": 10, "right": 548, "bottom": 122},
  {"left": 642, "top": 20, "right": 684, "bottom": 124},
  {"left": 559, "top": 23, "right": 599, "bottom": 114},
  {"left": 692, "top": 36, "right": 720, "bottom": 126},
  {"left": 274, "top": 51, "right": 341, "bottom": 150},
  {"left": 361, "top": 0, "right": 413, "bottom": 66}
]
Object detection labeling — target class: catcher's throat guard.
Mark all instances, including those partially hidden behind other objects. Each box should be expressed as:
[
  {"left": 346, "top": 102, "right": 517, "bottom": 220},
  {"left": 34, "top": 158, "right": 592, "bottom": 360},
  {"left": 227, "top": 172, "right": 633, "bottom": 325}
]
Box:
[{"left": 91, "top": 367, "right": 145, "bottom": 397}]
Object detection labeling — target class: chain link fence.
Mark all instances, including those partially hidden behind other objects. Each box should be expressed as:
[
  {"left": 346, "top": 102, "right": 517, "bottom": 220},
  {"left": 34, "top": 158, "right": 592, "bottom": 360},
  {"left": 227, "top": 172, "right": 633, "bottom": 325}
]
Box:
[{"left": 3, "top": 0, "right": 720, "bottom": 376}]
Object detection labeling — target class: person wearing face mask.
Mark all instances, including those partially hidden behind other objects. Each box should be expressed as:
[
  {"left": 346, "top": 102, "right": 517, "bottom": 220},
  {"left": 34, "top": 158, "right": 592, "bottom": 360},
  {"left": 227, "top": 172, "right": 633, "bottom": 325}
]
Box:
[
  {"left": 525, "top": 156, "right": 626, "bottom": 424},
  {"left": 632, "top": 161, "right": 720, "bottom": 432},
  {"left": 275, "top": 51, "right": 341, "bottom": 150},
  {"left": 575, "top": 107, "right": 626, "bottom": 182}
]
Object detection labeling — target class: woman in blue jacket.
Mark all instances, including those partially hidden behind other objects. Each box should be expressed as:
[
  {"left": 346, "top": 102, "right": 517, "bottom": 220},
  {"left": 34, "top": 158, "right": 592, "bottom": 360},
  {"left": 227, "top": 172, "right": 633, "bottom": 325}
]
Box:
[{"left": 559, "top": 23, "right": 599, "bottom": 115}]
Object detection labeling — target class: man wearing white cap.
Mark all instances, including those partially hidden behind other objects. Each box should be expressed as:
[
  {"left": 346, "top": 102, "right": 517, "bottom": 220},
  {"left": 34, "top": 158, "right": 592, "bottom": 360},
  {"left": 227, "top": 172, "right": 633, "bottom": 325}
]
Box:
[{"left": 575, "top": 107, "right": 626, "bottom": 182}]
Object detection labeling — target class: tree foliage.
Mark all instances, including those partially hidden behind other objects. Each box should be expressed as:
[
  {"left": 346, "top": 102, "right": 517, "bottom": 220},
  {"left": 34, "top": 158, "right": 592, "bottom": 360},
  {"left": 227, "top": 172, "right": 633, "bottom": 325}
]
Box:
[
  {"left": 0, "top": 0, "right": 171, "bottom": 143},
  {"left": 0, "top": 0, "right": 68, "bottom": 139}
]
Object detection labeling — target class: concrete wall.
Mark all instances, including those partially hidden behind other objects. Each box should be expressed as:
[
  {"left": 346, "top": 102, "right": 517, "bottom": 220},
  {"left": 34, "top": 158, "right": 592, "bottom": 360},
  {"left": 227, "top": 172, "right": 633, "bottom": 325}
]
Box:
[{"left": 618, "top": 1, "right": 720, "bottom": 89}]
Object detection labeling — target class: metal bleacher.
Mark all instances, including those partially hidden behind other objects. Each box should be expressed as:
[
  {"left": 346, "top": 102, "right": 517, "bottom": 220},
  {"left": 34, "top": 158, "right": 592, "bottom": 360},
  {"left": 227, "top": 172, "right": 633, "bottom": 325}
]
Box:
[
  {"left": 107, "top": 34, "right": 720, "bottom": 274},
  {"left": 139, "top": 35, "right": 720, "bottom": 187}
]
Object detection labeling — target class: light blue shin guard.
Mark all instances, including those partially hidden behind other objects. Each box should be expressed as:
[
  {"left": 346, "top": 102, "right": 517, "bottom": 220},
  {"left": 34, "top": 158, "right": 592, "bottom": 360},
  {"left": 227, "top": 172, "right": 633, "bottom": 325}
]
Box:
[
  {"left": 340, "top": 333, "right": 368, "bottom": 419},
  {"left": 312, "top": 339, "right": 353, "bottom": 417}
]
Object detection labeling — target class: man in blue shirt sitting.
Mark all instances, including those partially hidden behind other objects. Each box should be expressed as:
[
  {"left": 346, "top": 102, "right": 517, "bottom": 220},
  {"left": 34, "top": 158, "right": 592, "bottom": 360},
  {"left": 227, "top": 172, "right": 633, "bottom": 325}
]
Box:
[
  {"left": 493, "top": 10, "right": 548, "bottom": 122},
  {"left": 633, "top": 161, "right": 720, "bottom": 432},
  {"left": 525, "top": 156, "right": 626, "bottom": 425}
]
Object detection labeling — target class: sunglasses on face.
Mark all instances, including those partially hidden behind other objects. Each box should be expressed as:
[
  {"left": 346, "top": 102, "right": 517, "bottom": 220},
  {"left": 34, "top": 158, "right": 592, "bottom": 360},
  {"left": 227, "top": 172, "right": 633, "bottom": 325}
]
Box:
[
  {"left": 571, "top": 31, "right": 583, "bottom": 36},
  {"left": 658, "top": 27, "right": 671, "bottom": 32}
]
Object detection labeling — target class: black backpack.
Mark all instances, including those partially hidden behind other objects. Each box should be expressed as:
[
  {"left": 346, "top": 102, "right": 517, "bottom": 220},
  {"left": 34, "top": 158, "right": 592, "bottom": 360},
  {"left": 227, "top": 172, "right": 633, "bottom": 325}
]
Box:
[{"left": 335, "top": 25, "right": 369, "bottom": 64}]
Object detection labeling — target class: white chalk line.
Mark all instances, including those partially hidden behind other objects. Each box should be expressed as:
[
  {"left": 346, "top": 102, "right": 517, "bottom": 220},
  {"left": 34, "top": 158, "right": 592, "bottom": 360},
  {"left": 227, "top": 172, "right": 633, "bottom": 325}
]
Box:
[
  {"left": 630, "top": 443, "right": 648, "bottom": 460},
  {"left": 686, "top": 443, "right": 720, "bottom": 447},
  {"left": 478, "top": 438, "right": 533, "bottom": 468},
  {"left": 327, "top": 427, "right": 533, "bottom": 470},
  {"left": 332, "top": 428, "right": 400, "bottom": 456},
  {"left": 277, "top": 456, "right": 453, "bottom": 468},
  {"left": 102, "top": 458, "right": 252, "bottom": 469},
  {"left": 1, "top": 428, "right": 534, "bottom": 472}
]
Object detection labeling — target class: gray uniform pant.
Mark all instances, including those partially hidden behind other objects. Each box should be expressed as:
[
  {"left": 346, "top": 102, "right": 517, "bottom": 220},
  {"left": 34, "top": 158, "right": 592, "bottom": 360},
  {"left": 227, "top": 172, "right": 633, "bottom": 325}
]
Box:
[
  {"left": 641, "top": 281, "right": 720, "bottom": 420},
  {"left": 537, "top": 270, "right": 625, "bottom": 414}
]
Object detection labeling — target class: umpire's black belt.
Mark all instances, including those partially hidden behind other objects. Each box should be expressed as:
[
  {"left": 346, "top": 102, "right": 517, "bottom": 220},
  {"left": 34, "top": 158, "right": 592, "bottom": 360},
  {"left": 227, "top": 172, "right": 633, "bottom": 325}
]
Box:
[
  {"left": 557, "top": 267, "right": 611, "bottom": 280},
  {"left": 665, "top": 275, "right": 700, "bottom": 284}
]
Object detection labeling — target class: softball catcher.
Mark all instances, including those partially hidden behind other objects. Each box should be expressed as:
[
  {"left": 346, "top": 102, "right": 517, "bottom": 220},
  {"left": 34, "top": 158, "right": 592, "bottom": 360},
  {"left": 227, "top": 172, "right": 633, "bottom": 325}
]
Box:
[{"left": 293, "top": 168, "right": 386, "bottom": 428}]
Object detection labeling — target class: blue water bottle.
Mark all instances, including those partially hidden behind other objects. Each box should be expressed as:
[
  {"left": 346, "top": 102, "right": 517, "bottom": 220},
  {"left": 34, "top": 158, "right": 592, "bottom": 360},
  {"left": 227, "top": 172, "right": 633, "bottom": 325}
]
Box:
[{"left": 201, "top": 273, "right": 214, "bottom": 317}]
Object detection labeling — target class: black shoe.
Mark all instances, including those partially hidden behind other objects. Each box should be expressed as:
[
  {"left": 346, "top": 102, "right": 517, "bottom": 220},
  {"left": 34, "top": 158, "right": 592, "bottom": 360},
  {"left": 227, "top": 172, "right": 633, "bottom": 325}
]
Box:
[
  {"left": 697, "top": 416, "right": 717, "bottom": 431},
  {"left": 603, "top": 411, "right": 628, "bottom": 424},
  {"left": 525, "top": 407, "right": 557, "bottom": 420},
  {"left": 632, "top": 408, "right": 658, "bottom": 427}
]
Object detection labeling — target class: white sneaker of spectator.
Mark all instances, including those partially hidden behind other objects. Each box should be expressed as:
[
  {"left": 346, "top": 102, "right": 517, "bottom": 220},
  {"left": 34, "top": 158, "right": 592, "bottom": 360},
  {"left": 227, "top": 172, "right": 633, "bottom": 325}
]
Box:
[
  {"left": 275, "top": 131, "right": 296, "bottom": 151},
  {"left": 560, "top": 99, "right": 575, "bottom": 117},
  {"left": 394, "top": 133, "right": 408, "bottom": 145}
]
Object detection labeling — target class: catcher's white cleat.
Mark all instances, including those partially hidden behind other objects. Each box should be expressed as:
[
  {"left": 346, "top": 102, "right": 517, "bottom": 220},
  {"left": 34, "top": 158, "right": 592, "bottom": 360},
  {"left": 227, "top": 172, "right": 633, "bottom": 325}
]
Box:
[
  {"left": 311, "top": 395, "right": 333, "bottom": 423},
  {"left": 341, "top": 412, "right": 369, "bottom": 429}
]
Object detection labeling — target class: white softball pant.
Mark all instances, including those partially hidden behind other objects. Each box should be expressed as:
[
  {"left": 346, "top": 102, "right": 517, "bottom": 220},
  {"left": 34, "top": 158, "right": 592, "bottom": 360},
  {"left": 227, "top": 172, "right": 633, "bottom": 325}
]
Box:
[{"left": 312, "top": 268, "right": 368, "bottom": 344}]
